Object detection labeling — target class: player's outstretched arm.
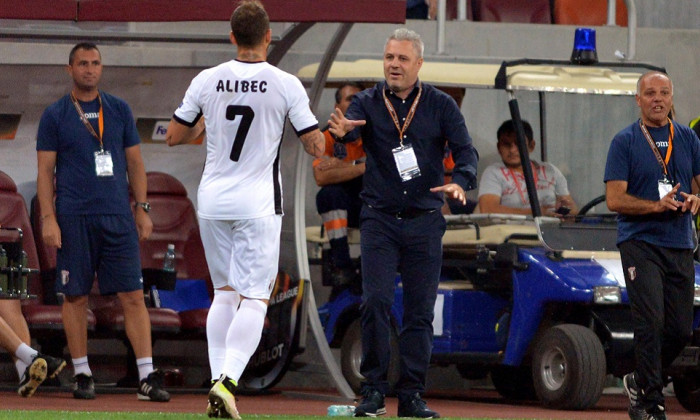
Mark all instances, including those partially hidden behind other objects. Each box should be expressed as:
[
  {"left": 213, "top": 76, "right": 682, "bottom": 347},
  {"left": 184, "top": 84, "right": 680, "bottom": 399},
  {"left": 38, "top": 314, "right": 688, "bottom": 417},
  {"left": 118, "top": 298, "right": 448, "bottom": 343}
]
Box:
[{"left": 300, "top": 129, "right": 325, "bottom": 158}]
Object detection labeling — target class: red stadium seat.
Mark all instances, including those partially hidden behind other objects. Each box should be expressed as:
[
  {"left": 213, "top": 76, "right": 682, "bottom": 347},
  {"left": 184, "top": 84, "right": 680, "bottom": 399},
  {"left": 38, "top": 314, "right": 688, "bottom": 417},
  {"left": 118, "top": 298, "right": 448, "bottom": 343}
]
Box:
[
  {"left": 472, "top": 0, "right": 551, "bottom": 23},
  {"left": 0, "top": 170, "right": 95, "bottom": 359},
  {"left": 553, "top": 0, "right": 628, "bottom": 26},
  {"left": 89, "top": 282, "right": 180, "bottom": 386},
  {"left": 29, "top": 196, "right": 56, "bottom": 301},
  {"left": 138, "top": 172, "right": 209, "bottom": 281},
  {"left": 30, "top": 195, "right": 97, "bottom": 326},
  {"left": 139, "top": 171, "right": 212, "bottom": 338},
  {"left": 30, "top": 172, "right": 182, "bottom": 385}
]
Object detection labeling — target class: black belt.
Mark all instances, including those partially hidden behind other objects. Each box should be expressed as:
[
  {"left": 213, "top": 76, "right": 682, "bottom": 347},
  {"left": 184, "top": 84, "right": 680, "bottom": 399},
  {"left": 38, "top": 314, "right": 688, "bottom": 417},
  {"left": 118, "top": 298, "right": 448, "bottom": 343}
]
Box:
[{"left": 370, "top": 205, "right": 437, "bottom": 220}]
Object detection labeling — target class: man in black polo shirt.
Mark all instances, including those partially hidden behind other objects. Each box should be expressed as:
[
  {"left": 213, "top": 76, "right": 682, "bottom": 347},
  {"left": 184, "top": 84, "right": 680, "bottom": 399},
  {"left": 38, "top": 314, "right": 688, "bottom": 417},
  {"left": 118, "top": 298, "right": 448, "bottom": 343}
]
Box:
[{"left": 329, "top": 28, "right": 478, "bottom": 418}]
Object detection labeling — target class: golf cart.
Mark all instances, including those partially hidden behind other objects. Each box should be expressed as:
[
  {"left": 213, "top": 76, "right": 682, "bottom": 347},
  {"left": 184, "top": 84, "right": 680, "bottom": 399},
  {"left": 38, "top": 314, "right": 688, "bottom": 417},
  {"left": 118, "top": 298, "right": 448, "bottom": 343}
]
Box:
[{"left": 302, "top": 59, "right": 700, "bottom": 411}]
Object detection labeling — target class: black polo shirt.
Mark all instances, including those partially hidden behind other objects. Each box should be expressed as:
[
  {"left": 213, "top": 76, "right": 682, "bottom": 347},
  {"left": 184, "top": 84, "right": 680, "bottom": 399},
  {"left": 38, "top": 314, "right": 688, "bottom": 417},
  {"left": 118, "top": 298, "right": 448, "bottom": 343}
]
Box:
[{"left": 343, "top": 80, "right": 478, "bottom": 213}]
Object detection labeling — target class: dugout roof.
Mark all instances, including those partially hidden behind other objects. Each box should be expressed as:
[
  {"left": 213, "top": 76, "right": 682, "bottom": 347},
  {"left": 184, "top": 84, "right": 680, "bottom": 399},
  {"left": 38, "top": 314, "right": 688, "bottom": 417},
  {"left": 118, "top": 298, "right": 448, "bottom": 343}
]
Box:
[
  {"left": 0, "top": 0, "right": 405, "bottom": 23},
  {"left": 298, "top": 59, "right": 643, "bottom": 95}
]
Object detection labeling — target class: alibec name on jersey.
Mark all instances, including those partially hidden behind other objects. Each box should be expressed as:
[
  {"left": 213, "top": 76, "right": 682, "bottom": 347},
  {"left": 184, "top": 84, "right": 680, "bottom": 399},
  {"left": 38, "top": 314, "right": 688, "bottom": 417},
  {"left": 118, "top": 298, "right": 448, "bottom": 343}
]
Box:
[{"left": 216, "top": 79, "right": 268, "bottom": 93}]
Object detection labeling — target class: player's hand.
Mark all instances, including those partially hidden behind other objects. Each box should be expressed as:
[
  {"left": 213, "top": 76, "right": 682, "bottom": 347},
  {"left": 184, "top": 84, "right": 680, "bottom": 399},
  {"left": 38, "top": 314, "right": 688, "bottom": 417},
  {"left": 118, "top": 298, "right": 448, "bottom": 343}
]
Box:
[{"left": 328, "top": 108, "right": 365, "bottom": 139}]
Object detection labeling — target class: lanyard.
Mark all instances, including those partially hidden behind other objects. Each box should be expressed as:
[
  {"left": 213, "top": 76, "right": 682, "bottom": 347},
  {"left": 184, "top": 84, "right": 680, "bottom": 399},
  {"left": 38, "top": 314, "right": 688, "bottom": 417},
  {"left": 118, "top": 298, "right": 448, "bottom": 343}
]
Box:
[
  {"left": 70, "top": 91, "right": 104, "bottom": 151},
  {"left": 383, "top": 83, "right": 422, "bottom": 147},
  {"left": 503, "top": 164, "right": 539, "bottom": 206},
  {"left": 639, "top": 118, "right": 674, "bottom": 177}
]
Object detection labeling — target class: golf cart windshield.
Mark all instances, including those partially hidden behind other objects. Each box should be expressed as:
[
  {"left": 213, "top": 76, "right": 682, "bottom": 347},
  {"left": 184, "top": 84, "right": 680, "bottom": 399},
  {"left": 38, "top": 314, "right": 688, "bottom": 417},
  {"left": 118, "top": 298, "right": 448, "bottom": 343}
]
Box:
[{"left": 297, "top": 58, "right": 662, "bottom": 253}]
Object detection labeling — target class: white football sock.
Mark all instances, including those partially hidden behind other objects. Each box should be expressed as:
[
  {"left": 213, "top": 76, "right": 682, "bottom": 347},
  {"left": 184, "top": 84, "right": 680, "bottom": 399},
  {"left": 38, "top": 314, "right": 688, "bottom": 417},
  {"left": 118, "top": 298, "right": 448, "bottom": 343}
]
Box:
[
  {"left": 14, "top": 343, "right": 38, "bottom": 379},
  {"left": 136, "top": 357, "right": 154, "bottom": 381},
  {"left": 15, "top": 343, "right": 38, "bottom": 366},
  {"left": 207, "top": 290, "right": 240, "bottom": 380},
  {"left": 15, "top": 360, "right": 27, "bottom": 380},
  {"left": 72, "top": 356, "right": 92, "bottom": 377},
  {"left": 222, "top": 298, "right": 267, "bottom": 382}
]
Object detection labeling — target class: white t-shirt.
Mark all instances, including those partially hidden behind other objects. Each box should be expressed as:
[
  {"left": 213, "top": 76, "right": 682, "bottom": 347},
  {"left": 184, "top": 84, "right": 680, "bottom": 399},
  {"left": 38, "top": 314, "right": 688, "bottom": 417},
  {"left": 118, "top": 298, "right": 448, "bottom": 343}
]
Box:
[
  {"left": 478, "top": 161, "right": 570, "bottom": 209},
  {"left": 174, "top": 59, "right": 318, "bottom": 220}
]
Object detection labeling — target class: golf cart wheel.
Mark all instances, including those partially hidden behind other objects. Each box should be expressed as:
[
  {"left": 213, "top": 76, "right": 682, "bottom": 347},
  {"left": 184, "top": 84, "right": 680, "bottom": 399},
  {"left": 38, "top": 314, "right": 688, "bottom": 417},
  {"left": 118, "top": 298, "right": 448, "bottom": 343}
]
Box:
[
  {"left": 674, "top": 372, "right": 700, "bottom": 412},
  {"left": 490, "top": 365, "right": 537, "bottom": 401},
  {"left": 340, "top": 319, "right": 400, "bottom": 393},
  {"left": 532, "top": 324, "right": 606, "bottom": 410}
]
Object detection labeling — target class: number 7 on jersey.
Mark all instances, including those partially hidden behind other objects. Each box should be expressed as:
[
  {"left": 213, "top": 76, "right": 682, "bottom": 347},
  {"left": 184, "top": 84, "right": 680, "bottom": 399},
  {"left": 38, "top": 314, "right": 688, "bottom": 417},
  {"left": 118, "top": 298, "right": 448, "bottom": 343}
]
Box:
[{"left": 226, "top": 105, "right": 255, "bottom": 162}]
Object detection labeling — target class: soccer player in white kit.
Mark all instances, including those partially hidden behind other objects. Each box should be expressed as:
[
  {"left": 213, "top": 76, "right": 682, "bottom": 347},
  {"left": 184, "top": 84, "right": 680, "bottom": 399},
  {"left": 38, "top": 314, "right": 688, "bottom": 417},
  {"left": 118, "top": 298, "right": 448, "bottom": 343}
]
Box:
[{"left": 165, "top": 1, "right": 324, "bottom": 417}]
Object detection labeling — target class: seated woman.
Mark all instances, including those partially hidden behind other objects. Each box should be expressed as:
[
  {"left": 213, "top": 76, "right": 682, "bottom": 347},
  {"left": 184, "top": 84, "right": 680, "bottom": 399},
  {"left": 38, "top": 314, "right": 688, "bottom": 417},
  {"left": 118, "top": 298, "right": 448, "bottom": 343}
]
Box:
[{"left": 478, "top": 119, "right": 578, "bottom": 217}]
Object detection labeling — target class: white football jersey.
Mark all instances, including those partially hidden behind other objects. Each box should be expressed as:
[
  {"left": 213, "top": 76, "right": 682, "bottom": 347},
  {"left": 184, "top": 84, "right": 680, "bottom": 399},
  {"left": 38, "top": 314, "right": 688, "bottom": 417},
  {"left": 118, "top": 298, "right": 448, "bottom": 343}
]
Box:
[{"left": 174, "top": 60, "right": 318, "bottom": 220}]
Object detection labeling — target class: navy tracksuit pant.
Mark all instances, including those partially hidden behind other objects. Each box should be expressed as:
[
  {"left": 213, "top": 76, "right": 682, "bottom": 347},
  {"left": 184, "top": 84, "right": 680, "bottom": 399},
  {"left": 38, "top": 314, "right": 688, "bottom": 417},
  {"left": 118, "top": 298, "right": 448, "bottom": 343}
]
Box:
[{"left": 619, "top": 239, "right": 695, "bottom": 410}]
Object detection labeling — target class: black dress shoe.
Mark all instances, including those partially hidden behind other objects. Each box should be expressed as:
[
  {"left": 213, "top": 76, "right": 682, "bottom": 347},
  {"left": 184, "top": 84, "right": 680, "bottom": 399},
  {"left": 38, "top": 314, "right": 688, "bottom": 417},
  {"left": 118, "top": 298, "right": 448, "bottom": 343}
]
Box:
[
  {"left": 354, "top": 388, "right": 386, "bottom": 417},
  {"left": 397, "top": 393, "right": 439, "bottom": 418}
]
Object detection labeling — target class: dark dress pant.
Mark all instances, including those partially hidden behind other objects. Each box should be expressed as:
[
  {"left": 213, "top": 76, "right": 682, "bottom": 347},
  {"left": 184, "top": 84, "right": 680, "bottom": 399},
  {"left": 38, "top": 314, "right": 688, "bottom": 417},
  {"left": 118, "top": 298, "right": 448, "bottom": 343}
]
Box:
[{"left": 359, "top": 205, "right": 445, "bottom": 399}]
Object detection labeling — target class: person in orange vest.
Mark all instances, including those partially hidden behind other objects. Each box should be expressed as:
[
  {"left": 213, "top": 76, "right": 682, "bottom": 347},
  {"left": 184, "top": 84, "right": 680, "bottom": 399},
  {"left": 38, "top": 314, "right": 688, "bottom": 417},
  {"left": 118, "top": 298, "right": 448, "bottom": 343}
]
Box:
[{"left": 313, "top": 82, "right": 366, "bottom": 292}]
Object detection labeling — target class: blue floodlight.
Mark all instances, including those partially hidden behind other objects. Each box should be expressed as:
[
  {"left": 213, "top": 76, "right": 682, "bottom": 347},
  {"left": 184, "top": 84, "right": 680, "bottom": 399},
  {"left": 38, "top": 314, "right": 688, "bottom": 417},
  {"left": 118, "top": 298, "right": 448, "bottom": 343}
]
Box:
[{"left": 570, "top": 27, "right": 598, "bottom": 65}]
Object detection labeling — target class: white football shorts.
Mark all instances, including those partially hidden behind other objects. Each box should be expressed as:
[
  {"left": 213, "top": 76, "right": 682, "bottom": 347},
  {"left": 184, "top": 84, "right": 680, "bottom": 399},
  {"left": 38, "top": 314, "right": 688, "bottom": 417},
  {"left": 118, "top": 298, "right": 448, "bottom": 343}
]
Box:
[{"left": 199, "top": 215, "right": 282, "bottom": 299}]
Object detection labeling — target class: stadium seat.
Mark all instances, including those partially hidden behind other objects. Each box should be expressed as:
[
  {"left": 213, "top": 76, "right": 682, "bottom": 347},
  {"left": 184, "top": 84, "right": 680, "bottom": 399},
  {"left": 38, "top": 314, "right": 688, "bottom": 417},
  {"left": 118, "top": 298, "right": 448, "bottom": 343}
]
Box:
[
  {"left": 89, "top": 279, "right": 180, "bottom": 386},
  {"left": 553, "top": 0, "right": 628, "bottom": 26},
  {"left": 29, "top": 194, "right": 98, "bottom": 359},
  {"left": 29, "top": 196, "right": 58, "bottom": 304},
  {"left": 30, "top": 178, "right": 180, "bottom": 339},
  {"left": 90, "top": 172, "right": 191, "bottom": 383},
  {"left": 138, "top": 172, "right": 209, "bottom": 281},
  {"left": 88, "top": 274, "right": 180, "bottom": 387},
  {"left": 0, "top": 170, "right": 94, "bottom": 359},
  {"left": 138, "top": 171, "right": 211, "bottom": 338},
  {"left": 88, "top": 289, "right": 181, "bottom": 339},
  {"left": 472, "top": 0, "right": 551, "bottom": 23},
  {"left": 77, "top": 171, "right": 190, "bottom": 345},
  {"left": 31, "top": 172, "right": 183, "bottom": 386}
]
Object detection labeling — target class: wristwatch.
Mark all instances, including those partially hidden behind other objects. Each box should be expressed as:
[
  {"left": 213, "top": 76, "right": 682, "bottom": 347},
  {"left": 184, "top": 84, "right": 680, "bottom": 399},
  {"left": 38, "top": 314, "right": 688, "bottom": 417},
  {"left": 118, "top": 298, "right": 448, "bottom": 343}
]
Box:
[{"left": 134, "top": 202, "right": 151, "bottom": 213}]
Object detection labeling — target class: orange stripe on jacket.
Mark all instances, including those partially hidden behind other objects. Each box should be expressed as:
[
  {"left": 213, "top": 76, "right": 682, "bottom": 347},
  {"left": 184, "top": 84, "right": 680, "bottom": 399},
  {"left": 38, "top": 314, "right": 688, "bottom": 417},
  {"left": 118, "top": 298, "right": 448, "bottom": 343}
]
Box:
[{"left": 324, "top": 218, "right": 348, "bottom": 232}]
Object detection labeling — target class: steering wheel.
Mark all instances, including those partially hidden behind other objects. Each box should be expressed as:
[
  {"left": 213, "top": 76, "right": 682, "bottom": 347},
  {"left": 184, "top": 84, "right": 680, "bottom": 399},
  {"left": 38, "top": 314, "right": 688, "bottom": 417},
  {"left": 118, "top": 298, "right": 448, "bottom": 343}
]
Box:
[{"left": 578, "top": 194, "right": 606, "bottom": 215}]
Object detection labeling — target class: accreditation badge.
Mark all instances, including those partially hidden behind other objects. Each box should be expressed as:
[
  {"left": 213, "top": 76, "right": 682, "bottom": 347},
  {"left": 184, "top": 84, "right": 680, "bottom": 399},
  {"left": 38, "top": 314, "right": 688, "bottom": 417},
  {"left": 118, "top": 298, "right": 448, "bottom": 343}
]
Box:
[
  {"left": 657, "top": 177, "right": 673, "bottom": 200},
  {"left": 392, "top": 144, "right": 421, "bottom": 182},
  {"left": 94, "top": 150, "right": 114, "bottom": 177}
]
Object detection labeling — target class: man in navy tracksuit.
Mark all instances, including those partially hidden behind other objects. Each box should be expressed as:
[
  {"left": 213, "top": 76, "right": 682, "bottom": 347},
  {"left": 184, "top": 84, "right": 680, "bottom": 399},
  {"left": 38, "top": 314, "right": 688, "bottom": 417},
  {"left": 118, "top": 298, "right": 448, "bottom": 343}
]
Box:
[{"left": 605, "top": 71, "right": 700, "bottom": 420}]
